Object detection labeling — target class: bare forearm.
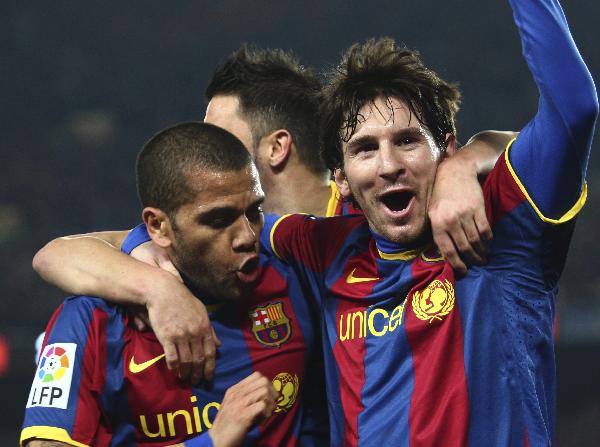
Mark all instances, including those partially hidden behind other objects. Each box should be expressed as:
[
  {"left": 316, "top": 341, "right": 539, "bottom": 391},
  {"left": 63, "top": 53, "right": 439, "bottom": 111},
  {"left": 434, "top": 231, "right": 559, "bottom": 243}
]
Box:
[
  {"left": 32, "top": 232, "right": 174, "bottom": 306},
  {"left": 463, "top": 130, "right": 517, "bottom": 177}
]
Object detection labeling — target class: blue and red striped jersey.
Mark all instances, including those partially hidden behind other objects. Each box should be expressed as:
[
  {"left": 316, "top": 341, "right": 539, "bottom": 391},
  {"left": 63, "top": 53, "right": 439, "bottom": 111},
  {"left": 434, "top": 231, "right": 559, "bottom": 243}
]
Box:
[
  {"left": 20, "top": 181, "right": 359, "bottom": 447},
  {"left": 21, "top": 262, "right": 320, "bottom": 446},
  {"left": 263, "top": 0, "right": 597, "bottom": 445}
]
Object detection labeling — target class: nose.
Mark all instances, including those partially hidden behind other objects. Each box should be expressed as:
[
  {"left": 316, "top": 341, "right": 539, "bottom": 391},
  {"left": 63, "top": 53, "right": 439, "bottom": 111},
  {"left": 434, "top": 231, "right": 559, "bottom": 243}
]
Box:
[
  {"left": 232, "top": 216, "right": 258, "bottom": 252},
  {"left": 377, "top": 143, "right": 404, "bottom": 180}
]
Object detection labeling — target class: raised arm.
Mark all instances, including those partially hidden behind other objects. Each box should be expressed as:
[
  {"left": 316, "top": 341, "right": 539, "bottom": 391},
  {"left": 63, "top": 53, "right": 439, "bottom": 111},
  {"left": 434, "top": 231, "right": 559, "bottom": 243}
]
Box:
[
  {"left": 32, "top": 230, "right": 217, "bottom": 383},
  {"left": 508, "top": 0, "right": 598, "bottom": 218}
]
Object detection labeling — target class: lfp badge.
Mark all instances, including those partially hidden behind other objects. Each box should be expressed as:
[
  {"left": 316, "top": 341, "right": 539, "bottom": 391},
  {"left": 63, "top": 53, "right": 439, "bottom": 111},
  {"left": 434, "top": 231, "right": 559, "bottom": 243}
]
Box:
[
  {"left": 249, "top": 302, "right": 291, "bottom": 347},
  {"left": 27, "top": 343, "right": 77, "bottom": 409}
]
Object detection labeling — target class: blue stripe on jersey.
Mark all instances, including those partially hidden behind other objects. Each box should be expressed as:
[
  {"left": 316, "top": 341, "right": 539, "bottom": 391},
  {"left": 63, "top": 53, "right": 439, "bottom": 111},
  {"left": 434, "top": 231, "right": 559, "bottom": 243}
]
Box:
[
  {"left": 356, "top": 261, "right": 415, "bottom": 445},
  {"left": 321, "top": 296, "right": 344, "bottom": 445},
  {"left": 96, "top": 303, "right": 135, "bottom": 446}
]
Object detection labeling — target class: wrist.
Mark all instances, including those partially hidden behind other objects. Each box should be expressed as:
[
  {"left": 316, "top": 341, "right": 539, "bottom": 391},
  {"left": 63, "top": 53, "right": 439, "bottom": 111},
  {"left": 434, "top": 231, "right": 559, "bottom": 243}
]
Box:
[
  {"left": 439, "top": 151, "right": 479, "bottom": 179},
  {"left": 135, "top": 265, "right": 178, "bottom": 308}
]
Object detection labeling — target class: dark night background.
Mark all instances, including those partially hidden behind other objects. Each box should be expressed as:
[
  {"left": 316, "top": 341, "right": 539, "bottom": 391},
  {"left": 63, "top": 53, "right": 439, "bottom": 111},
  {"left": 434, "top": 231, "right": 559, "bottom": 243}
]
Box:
[{"left": 2, "top": 1, "right": 599, "bottom": 444}]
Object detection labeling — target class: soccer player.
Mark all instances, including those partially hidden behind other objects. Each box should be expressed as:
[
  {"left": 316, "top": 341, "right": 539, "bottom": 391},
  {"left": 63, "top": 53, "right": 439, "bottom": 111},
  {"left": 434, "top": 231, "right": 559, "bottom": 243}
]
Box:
[
  {"left": 32, "top": 46, "right": 515, "bottom": 384},
  {"left": 262, "top": 0, "right": 598, "bottom": 444},
  {"left": 21, "top": 123, "right": 315, "bottom": 446}
]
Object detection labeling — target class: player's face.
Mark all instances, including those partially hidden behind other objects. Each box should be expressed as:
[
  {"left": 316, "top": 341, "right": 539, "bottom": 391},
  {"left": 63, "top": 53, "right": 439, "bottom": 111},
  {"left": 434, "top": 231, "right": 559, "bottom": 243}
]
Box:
[
  {"left": 204, "top": 95, "right": 255, "bottom": 156},
  {"left": 168, "top": 164, "right": 265, "bottom": 302},
  {"left": 204, "top": 95, "right": 274, "bottom": 191},
  {"left": 335, "top": 96, "right": 454, "bottom": 245}
]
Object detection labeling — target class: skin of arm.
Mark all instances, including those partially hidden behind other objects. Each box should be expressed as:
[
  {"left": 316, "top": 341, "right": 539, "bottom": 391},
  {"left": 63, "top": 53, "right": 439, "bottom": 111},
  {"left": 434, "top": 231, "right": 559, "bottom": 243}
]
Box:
[
  {"left": 32, "top": 232, "right": 218, "bottom": 384},
  {"left": 428, "top": 130, "right": 518, "bottom": 275}
]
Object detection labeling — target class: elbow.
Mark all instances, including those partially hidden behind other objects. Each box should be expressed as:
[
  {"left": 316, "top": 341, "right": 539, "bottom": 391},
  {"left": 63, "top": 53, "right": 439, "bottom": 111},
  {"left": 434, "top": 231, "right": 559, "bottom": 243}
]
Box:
[
  {"left": 579, "top": 79, "right": 599, "bottom": 127},
  {"left": 32, "top": 240, "right": 58, "bottom": 278}
]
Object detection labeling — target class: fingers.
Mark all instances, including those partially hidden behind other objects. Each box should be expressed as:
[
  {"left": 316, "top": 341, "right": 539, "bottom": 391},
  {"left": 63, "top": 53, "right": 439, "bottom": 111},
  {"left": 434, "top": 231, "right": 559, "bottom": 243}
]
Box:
[
  {"left": 474, "top": 209, "right": 493, "bottom": 244},
  {"left": 453, "top": 219, "right": 486, "bottom": 265},
  {"left": 212, "top": 327, "right": 222, "bottom": 347},
  {"left": 163, "top": 341, "right": 179, "bottom": 372},
  {"left": 201, "top": 334, "right": 216, "bottom": 383},
  {"left": 433, "top": 229, "right": 467, "bottom": 276}
]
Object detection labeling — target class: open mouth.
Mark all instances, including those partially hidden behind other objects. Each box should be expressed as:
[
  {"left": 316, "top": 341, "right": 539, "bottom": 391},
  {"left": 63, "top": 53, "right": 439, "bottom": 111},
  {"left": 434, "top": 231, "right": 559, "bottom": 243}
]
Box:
[
  {"left": 237, "top": 256, "right": 261, "bottom": 284},
  {"left": 380, "top": 190, "right": 414, "bottom": 213}
]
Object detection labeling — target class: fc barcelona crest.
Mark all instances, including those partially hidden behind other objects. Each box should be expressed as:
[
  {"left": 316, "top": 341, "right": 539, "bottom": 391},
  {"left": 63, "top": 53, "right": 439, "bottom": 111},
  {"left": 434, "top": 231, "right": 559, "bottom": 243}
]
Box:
[{"left": 249, "top": 302, "right": 291, "bottom": 347}]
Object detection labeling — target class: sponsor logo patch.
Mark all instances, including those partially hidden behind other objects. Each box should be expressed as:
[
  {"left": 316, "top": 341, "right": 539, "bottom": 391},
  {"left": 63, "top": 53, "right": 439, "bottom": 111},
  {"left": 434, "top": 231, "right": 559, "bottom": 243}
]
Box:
[
  {"left": 412, "top": 279, "right": 455, "bottom": 323},
  {"left": 272, "top": 372, "right": 299, "bottom": 412},
  {"left": 27, "top": 343, "right": 77, "bottom": 409},
  {"left": 249, "top": 302, "right": 291, "bottom": 347}
]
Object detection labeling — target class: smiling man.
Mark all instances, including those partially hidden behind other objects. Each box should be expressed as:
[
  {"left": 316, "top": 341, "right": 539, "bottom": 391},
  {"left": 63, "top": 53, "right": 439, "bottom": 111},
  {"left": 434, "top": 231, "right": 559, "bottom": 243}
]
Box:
[{"left": 263, "top": 0, "right": 598, "bottom": 444}]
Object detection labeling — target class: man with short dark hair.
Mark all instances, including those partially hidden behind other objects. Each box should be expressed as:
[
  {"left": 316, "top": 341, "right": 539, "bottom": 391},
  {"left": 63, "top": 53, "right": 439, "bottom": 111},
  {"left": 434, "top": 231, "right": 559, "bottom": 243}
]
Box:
[
  {"left": 204, "top": 45, "right": 340, "bottom": 217},
  {"left": 21, "top": 123, "right": 315, "bottom": 447}
]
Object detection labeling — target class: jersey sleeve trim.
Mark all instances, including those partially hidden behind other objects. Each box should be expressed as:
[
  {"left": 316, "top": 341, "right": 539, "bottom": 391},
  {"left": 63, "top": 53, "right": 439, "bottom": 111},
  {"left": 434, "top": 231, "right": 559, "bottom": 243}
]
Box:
[
  {"left": 269, "top": 214, "right": 293, "bottom": 259},
  {"left": 326, "top": 181, "right": 342, "bottom": 217},
  {"left": 505, "top": 139, "right": 587, "bottom": 224},
  {"left": 20, "top": 426, "right": 90, "bottom": 447}
]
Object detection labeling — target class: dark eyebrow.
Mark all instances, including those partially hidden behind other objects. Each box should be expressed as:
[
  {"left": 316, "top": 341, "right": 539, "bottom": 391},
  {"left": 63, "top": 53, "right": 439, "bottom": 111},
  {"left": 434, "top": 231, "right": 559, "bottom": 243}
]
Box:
[
  {"left": 196, "top": 195, "right": 265, "bottom": 223},
  {"left": 346, "top": 127, "right": 425, "bottom": 151}
]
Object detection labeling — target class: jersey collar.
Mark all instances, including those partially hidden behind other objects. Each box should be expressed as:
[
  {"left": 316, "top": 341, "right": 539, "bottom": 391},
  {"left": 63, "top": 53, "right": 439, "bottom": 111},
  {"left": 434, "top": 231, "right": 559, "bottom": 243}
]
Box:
[{"left": 371, "top": 229, "right": 427, "bottom": 261}]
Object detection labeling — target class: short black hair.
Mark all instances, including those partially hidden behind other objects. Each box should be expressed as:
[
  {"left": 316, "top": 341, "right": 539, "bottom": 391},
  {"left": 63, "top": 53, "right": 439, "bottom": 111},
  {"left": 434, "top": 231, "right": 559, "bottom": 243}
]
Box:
[
  {"left": 321, "top": 37, "right": 461, "bottom": 170},
  {"left": 205, "top": 45, "right": 327, "bottom": 174},
  {"left": 136, "top": 122, "right": 252, "bottom": 216}
]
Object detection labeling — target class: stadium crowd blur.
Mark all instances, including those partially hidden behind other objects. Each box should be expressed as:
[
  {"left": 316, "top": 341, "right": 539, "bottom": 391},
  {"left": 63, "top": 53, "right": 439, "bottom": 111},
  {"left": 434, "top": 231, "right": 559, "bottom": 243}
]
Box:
[{"left": 2, "top": 1, "right": 598, "bottom": 444}]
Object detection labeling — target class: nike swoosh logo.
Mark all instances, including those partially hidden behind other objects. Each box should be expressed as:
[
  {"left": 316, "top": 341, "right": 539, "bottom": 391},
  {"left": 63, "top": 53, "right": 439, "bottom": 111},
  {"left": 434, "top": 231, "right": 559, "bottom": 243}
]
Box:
[
  {"left": 129, "top": 353, "right": 166, "bottom": 374},
  {"left": 346, "top": 268, "right": 380, "bottom": 284}
]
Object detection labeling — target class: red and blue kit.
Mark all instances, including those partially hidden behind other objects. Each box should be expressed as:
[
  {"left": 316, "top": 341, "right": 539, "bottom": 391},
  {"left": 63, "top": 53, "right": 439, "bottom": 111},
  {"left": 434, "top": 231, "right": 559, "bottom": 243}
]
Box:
[
  {"left": 263, "top": 0, "right": 597, "bottom": 445},
  {"left": 20, "top": 264, "right": 320, "bottom": 446}
]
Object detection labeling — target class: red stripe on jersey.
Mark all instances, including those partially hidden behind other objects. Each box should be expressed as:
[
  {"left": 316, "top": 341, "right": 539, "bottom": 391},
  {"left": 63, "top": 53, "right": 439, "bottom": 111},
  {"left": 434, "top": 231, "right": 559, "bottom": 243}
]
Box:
[
  {"left": 123, "top": 326, "right": 196, "bottom": 444},
  {"left": 331, "top": 252, "right": 379, "bottom": 446},
  {"left": 240, "top": 264, "right": 306, "bottom": 447},
  {"left": 525, "top": 429, "right": 529, "bottom": 447},
  {"left": 72, "top": 308, "right": 108, "bottom": 444},
  {"left": 273, "top": 215, "right": 367, "bottom": 272},
  {"left": 405, "top": 262, "right": 469, "bottom": 446},
  {"left": 483, "top": 152, "right": 526, "bottom": 226}
]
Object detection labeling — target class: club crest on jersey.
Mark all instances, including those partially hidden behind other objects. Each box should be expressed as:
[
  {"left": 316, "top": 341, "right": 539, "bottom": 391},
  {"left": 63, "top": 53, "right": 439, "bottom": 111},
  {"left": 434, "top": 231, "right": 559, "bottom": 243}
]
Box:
[
  {"left": 249, "top": 302, "right": 291, "bottom": 347},
  {"left": 272, "top": 372, "right": 299, "bottom": 412},
  {"left": 412, "top": 279, "right": 455, "bottom": 323}
]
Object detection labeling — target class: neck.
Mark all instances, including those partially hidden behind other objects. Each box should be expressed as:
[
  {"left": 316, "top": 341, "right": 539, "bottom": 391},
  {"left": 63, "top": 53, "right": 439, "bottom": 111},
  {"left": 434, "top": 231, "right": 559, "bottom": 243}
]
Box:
[{"left": 262, "top": 164, "right": 332, "bottom": 216}]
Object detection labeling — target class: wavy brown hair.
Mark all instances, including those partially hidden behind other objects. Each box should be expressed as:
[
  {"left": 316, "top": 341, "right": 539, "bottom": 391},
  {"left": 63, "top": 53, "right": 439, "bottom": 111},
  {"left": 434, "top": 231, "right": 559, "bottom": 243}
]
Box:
[{"left": 321, "top": 37, "right": 461, "bottom": 170}]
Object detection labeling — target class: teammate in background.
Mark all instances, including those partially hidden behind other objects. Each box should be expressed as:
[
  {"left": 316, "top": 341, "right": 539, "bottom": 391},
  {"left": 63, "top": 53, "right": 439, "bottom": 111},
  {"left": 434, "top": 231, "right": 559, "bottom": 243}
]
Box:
[
  {"left": 263, "top": 0, "right": 597, "bottom": 444},
  {"left": 32, "top": 46, "right": 515, "bottom": 383},
  {"left": 21, "top": 123, "right": 309, "bottom": 447}
]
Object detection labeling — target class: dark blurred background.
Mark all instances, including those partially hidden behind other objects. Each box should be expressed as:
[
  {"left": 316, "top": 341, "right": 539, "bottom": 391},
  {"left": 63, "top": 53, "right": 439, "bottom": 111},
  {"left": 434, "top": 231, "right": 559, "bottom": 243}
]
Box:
[{"left": 2, "top": 1, "right": 599, "bottom": 445}]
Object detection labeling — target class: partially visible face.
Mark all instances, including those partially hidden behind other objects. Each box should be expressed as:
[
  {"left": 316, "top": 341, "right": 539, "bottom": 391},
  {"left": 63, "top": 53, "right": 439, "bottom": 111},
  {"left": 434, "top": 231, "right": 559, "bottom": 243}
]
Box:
[
  {"left": 168, "top": 164, "right": 265, "bottom": 302},
  {"left": 336, "top": 96, "right": 453, "bottom": 245},
  {"left": 204, "top": 94, "right": 273, "bottom": 188},
  {"left": 204, "top": 95, "right": 255, "bottom": 157}
]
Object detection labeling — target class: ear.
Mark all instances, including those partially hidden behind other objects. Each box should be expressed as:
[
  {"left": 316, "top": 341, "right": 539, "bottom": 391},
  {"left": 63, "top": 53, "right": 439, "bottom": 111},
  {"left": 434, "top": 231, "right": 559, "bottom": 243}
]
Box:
[
  {"left": 142, "top": 207, "right": 174, "bottom": 249},
  {"left": 443, "top": 133, "right": 457, "bottom": 159},
  {"left": 334, "top": 168, "right": 352, "bottom": 199},
  {"left": 264, "top": 129, "right": 292, "bottom": 169}
]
